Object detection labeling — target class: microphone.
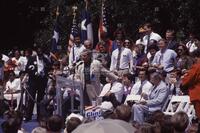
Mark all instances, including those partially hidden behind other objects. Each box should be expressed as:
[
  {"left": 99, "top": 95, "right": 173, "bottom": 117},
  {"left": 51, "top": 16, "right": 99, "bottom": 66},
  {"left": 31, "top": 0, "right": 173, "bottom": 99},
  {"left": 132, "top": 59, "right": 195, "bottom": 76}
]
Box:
[
  {"left": 28, "top": 65, "right": 35, "bottom": 70},
  {"left": 21, "top": 73, "right": 28, "bottom": 84}
]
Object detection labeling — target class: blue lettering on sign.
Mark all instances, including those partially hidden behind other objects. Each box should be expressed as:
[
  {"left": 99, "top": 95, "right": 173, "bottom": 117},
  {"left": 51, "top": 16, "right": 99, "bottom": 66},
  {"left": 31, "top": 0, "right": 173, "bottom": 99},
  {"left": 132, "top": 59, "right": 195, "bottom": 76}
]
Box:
[{"left": 86, "top": 110, "right": 102, "bottom": 118}]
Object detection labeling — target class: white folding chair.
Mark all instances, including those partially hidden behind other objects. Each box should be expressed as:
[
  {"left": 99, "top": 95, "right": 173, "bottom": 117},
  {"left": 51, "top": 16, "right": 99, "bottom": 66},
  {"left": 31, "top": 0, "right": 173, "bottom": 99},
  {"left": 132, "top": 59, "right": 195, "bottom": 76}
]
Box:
[{"left": 164, "top": 95, "right": 196, "bottom": 121}]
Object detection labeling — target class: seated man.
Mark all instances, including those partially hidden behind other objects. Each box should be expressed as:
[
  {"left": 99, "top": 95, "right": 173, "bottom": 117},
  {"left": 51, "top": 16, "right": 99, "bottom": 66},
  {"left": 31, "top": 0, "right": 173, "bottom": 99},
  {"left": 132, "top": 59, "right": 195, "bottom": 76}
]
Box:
[
  {"left": 132, "top": 72, "right": 169, "bottom": 124},
  {"left": 130, "top": 70, "right": 152, "bottom": 96},
  {"left": 99, "top": 77, "right": 124, "bottom": 107}
]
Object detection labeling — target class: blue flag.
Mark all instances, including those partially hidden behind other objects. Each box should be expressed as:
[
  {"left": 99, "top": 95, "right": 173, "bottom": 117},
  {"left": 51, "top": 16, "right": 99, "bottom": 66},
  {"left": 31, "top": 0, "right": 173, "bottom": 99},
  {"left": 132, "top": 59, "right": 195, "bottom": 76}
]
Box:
[
  {"left": 80, "top": 9, "right": 93, "bottom": 44},
  {"left": 51, "top": 21, "right": 59, "bottom": 53}
]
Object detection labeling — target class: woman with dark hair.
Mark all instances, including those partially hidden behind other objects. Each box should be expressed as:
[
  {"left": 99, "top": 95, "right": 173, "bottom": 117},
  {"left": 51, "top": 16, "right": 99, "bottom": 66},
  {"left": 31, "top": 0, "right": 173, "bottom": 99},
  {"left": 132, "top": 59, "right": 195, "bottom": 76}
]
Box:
[
  {"left": 1, "top": 118, "right": 20, "bottom": 133},
  {"left": 176, "top": 44, "right": 194, "bottom": 73},
  {"left": 124, "top": 38, "right": 134, "bottom": 50}
]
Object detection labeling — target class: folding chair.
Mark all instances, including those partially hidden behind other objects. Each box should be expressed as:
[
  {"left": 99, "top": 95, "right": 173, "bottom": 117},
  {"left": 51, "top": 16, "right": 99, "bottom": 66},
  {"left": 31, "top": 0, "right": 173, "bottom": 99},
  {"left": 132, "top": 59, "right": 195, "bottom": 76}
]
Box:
[{"left": 164, "top": 95, "right": 196, "bottom": 121}]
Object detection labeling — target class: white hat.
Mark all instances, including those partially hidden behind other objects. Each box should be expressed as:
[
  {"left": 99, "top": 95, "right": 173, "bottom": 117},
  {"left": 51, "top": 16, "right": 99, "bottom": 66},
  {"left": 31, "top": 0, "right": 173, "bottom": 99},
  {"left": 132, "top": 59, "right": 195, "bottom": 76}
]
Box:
[
  {"left": 99, "top": 101, "right": 113, "bottom": 112},
  {"left": 135, "top": 39, "right": 145, "bottom": 45}
]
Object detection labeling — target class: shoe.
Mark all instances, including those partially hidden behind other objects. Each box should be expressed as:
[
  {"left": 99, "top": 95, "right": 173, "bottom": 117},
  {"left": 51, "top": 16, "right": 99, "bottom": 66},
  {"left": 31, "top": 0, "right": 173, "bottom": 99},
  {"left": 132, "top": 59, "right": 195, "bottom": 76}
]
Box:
[{"left": 23, "top": 117, "right": 31, "bottom": 122}]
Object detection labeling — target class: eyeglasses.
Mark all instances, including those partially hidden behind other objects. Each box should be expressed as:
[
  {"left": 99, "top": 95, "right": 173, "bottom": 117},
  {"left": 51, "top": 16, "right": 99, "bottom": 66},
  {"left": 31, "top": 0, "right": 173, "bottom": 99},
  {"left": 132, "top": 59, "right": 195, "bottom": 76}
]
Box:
[{"left": 125, "top": 42, "right": 130, "bottom": 44}]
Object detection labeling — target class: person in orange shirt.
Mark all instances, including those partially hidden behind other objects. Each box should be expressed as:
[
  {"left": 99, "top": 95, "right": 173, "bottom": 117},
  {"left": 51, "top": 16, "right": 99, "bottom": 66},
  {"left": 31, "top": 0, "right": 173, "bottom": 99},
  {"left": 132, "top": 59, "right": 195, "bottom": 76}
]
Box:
[{"left": 182, "top": 49, "right": 200, "bottom": 119}]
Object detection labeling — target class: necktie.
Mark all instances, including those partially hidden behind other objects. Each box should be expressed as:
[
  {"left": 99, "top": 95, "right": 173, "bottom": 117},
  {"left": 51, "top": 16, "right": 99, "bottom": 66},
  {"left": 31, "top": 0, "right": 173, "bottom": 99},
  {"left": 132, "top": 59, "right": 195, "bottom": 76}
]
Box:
[
  {"left": 158, "top": 53, "right": 163, "bottom": 65},
  {"left": 147, "top": 35, "right": 150, "bottom": 46},
  {"left": 72, "top": 46, "right": 75, "bottom": 63},
  {"left": 109, "top": 82, "right": 113, "bottom": 91},
  {"left": 116, "top": 48, "right": 121, "bottom": 70},
  {"left": 149, "top": 86, "right": 157, "bottom": 99},
  {"left": 137, "top": 81, "right": 144, "bottom": 95},
  {"left": 170, "top": 84, "right": 176, "bottom": 95}
]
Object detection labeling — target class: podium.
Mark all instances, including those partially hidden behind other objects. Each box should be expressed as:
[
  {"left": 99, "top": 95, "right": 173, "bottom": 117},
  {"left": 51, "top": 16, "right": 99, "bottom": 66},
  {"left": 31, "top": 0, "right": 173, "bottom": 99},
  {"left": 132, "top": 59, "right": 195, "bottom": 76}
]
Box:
[{"left": 55, "top": 75, "right": 84, "bottom": 116}]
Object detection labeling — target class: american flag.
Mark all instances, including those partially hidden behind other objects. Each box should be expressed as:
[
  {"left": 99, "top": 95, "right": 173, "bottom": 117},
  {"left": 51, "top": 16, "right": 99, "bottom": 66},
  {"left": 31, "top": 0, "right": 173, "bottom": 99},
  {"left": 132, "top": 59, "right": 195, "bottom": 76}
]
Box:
[
  {"left": 69, "top": 15, "right": 79, "bottom": 41},
  {"left": 98, "top": 1, "right": 108, "bottom": 41}
]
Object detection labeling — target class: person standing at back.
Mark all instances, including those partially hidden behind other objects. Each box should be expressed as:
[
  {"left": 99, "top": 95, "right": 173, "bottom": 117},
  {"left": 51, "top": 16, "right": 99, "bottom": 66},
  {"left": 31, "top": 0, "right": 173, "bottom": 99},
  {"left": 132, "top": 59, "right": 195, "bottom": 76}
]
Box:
[
  {"left": 110, "top": 38, "right": 133, "bottom": 76},
  {"left": 24, "top": 46, "right": 51, "bottom": 121}
]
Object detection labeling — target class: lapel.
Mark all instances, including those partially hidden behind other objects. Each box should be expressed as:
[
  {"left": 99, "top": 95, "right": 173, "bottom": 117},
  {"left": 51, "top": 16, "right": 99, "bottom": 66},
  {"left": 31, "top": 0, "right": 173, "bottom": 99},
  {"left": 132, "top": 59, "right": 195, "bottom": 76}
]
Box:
[
  {"left": 32, "top": 56, "right": 38, "bottom": 71},
  {"left": 80, "top": 63, "right": 85, "bottom": 82},
  {"left": 149, "top": 82, "right": 161, "bottom": 99}
]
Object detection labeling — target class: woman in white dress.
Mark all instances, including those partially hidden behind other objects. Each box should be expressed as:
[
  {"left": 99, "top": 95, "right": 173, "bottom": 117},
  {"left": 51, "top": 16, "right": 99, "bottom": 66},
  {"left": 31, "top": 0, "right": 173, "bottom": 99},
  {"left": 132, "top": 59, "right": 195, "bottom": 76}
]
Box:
[{"left": 4, "top": 71, "right": 21, "bottom": 110}]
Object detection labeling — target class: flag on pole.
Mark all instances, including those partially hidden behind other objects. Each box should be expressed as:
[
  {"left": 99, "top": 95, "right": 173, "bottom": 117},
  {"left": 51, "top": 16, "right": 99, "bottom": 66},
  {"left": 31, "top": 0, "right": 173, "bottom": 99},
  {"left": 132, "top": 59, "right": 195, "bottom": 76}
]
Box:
[
  {"left": 80, "top": 9, "right": 93, "bottom": 44},
  {"left": 98, "top": 1, "right": 108, "bottom": 41},
  {"left": 70, "top": 11, "right": 79, "bottom": 41},
  {"left": 51, "top": 7, "right": 60, "bottom": 53},
  {"left": 51, "top": 20, "right": 60, "bottom": 53}
]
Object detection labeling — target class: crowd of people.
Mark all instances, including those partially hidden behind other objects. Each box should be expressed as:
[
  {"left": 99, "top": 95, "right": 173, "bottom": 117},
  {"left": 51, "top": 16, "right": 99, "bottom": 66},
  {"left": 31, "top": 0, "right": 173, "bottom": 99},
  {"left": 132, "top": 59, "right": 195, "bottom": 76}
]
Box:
[{"left": 1, "top": 22, "right": 200, "bottom": 132}]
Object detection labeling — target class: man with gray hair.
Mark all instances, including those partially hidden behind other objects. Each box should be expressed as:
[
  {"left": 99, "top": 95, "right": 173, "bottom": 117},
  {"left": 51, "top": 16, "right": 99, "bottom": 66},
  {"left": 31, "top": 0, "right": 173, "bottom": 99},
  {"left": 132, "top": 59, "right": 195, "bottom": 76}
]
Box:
[
  {"left": 68, "top": 35, "right": 85, "bottom": 69},
  {"left": 75, "top": 49, "right": 119, "bottom": 106},
  {"left": 83, "top": 39, "right": 93, "bottom": 50},
  {"left": 132, "top": 72, "right": 169, "bottom": 124}
]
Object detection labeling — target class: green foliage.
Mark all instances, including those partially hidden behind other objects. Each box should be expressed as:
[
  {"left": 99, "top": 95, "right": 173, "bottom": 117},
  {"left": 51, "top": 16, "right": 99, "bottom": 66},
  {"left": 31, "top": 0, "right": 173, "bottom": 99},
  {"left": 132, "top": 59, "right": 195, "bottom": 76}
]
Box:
[{"left": 33, "top": 0, "right": 200, "bottom": 49}]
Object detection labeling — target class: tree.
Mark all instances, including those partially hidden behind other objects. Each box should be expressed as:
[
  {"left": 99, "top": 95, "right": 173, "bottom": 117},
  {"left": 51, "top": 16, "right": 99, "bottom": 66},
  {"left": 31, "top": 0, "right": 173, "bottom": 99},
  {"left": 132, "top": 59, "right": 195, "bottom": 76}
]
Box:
[{"left": 32, "top": 0, "right": 200, "bottom": 51}]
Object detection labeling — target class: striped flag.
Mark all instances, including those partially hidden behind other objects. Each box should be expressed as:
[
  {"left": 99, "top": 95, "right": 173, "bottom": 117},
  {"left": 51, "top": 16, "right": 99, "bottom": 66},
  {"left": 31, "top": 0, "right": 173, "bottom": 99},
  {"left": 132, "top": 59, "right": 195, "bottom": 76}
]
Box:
[
  {"left": 98, "top": 1, "right": 108, "bottom": 41},
  {"left": 80, "top": 9, "right": 93, "bottom": 44},
  {"left": 51, "top": 21, "right": 59, "bottom": 53}
]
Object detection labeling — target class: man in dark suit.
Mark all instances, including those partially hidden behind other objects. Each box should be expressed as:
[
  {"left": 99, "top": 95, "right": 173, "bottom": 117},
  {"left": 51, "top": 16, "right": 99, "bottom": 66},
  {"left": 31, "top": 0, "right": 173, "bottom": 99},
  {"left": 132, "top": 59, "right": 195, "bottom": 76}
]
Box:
[{"left": 24, "top": 47, "right": 51, "bottom": 121}]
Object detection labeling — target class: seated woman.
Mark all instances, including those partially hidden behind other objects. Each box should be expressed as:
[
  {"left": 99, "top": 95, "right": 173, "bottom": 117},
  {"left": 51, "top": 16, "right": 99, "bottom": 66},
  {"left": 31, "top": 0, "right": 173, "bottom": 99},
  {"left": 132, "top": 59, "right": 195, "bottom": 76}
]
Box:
[{"left": 4, "top": 71, "right": 21, "bottom": 110}]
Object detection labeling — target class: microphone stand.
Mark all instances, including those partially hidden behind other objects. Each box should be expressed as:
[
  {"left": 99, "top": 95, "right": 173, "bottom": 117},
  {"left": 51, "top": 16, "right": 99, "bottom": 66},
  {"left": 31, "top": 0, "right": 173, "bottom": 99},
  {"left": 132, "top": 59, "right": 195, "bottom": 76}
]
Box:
[
  {"left": 19, "top": 74, "right": 38, "bottom": 114},
  {"left": 70, "top": 68, "right": 84, "bottom": 115}
]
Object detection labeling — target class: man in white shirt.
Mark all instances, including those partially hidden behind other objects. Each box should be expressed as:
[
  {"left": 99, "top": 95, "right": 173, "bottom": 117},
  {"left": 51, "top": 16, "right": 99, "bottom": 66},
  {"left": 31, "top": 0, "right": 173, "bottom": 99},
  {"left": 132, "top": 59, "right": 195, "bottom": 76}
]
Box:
[
  {"left": 186, "top": 33, "right": 198, "bottom": 53},
  {"left": 68, "top": 36, "right": 85, "bottom": 69},
  {"left": 110, "top": 39, "right": 133, "bottom": 76},
  {"left": 142, "top": 23, "right": 162, "bottom": 53},
  {"left": 12, "top": 49, "right": 27, "bottom": 76},
  {"left": 130, "top": 70, "right": 152, "bottom": 96},
  {"left": 99, "top": 78, "right": 124, "bottom": 104}
]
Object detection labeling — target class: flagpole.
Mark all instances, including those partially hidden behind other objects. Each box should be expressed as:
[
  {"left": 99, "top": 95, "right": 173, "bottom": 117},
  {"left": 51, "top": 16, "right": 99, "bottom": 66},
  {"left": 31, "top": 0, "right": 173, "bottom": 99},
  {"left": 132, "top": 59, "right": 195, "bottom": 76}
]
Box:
[
  {"left": 56, "top": 6, "right": 59, "bottom": 20},
  {"left": 85, "top": 0, "right": 88, "bottom": 11},
  {"left": 53, "top": 5, "right": 62, "bottom": 116},
  {"left": 72, "top": 6, "right": 78, "bottom": 21},
  {"left": 70, "top": 5, "right": 78, "bottom": 115}
]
